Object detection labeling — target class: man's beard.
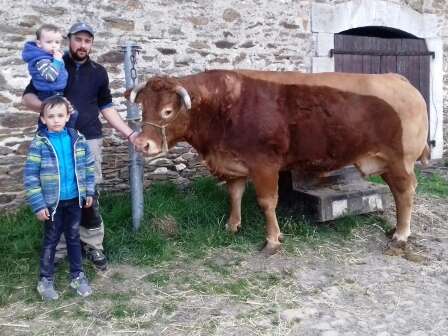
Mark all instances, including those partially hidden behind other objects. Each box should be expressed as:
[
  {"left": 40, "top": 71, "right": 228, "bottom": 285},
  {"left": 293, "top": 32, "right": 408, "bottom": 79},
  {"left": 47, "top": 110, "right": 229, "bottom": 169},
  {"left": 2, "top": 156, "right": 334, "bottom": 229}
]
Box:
[{"left": 70, "top": 47, "right": 89, "bottom": 62}]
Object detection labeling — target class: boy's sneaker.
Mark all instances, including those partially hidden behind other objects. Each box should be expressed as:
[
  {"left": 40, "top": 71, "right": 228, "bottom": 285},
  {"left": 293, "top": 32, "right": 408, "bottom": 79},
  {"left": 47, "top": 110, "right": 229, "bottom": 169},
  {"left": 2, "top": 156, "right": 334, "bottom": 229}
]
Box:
[
  {"left": 37, "top": 278, "right": 59, "bottom": 301},
  {"left": 70, "top": 272, "right": 93, "bottom": 297},
  {"left": 86, "top": 248, "right": 107, "bottom": 271}
]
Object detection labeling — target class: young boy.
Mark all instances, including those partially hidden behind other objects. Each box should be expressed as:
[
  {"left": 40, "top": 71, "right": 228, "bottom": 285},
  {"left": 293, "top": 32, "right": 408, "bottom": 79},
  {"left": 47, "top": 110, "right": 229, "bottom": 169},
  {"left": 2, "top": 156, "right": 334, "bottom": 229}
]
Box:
[
  {"left": 24, "top": 95, "right": 95, "bottom": 300},
  {"left": 22, "top": 24, "right": 77, "bottom": 127}
]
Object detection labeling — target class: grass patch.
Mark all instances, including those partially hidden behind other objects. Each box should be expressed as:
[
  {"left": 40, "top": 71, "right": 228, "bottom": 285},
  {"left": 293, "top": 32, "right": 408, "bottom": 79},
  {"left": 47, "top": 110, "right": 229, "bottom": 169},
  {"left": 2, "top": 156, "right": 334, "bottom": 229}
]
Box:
[
  {"left": 143, "top": 272, "right": 170, "bottom": 287},
  {"left": 416, "top": 170, "right": 448, "bottom": 198},
  {"left": 369, "top": 169, "right": 448, "bottom": 198},
  {"left": 108, "top": 302, "right": 146, "bottom": 319},
  {"left": 368, "top": 175, "right": 385, "bottom": 184},
  {"left": 0, "top": 176, "right": 408, "bottom": 306},
  {"left": 188, "top": 277, "right": 253, "bottom": 300}
]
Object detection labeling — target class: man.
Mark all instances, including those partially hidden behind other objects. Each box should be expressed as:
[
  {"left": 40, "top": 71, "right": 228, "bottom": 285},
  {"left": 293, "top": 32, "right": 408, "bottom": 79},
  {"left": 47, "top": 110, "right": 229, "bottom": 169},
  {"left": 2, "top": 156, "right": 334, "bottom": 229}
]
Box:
[{"left": 22, "top": 22, "right": 139, "bottom": 271}]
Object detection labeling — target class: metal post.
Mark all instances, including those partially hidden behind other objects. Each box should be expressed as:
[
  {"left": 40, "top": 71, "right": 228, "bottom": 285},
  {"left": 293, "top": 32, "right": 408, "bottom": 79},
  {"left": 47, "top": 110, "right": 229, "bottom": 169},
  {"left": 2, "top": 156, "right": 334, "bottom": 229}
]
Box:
[{"left": 121, "top": 42, "right": 143, "bottom": 231}]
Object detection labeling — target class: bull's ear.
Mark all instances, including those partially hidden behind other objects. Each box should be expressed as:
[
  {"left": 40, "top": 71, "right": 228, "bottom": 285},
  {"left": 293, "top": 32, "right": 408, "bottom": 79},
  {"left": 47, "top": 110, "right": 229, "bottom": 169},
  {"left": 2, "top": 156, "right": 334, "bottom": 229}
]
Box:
[
  {"left": 124, "top": 88, "right": 142, "bottom": 104},
  {"left": 124, "top": 88, "right": 132, "bottom": 101},
  {"left": 125, "top": 83, "right": 147, "bottom": 103}
]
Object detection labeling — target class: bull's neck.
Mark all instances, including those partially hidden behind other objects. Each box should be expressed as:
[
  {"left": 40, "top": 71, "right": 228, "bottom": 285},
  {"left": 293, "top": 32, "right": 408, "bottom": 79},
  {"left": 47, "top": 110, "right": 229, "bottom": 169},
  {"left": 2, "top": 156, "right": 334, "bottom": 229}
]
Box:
[{"left": 177, "top": 71, "right": 236, "bottom": 154}]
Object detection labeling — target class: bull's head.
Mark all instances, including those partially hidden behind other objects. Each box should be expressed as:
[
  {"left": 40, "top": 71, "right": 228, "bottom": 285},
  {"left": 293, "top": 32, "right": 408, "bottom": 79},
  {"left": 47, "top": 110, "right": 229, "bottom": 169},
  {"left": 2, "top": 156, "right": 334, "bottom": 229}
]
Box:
[{"left": 125, "top": 76, "right": 192, "bottom": 156}]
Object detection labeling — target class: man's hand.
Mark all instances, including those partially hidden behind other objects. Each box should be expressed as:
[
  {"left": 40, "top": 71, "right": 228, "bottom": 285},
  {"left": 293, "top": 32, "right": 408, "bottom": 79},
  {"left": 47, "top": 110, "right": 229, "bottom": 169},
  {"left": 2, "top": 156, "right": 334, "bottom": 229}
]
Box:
[
  {"left": 84, "top": 196, "right": 93, "bottom": 208},
  {"left": 61, "top": 97, "right": 75, "bottom": 114},
  {"left": 22, "top": 93, "right": 43, "bottom": 113},
  {"left": 128, "top": 131, "right": 140, "bottom": 145},
  {"left": 36, "top": 208, "right": 50, "bottom": 221},
  {"left": 53, "top": 50, "right": 63, "bottom": 60}
]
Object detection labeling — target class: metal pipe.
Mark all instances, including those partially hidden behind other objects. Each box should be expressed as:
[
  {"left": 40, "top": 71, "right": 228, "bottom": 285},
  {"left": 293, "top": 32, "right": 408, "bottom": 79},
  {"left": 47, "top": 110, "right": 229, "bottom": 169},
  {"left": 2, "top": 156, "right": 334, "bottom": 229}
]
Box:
[{"left": 121, "top": 42, "right": 144, "bottom": 231}]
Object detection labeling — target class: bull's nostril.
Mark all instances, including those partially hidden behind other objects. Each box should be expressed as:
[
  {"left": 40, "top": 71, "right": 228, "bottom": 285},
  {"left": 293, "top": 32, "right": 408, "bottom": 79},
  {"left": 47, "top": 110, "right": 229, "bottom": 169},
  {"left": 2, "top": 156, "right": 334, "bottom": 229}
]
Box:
[{"left": 144, "top": 141, "right": 152, "bottom": 153}]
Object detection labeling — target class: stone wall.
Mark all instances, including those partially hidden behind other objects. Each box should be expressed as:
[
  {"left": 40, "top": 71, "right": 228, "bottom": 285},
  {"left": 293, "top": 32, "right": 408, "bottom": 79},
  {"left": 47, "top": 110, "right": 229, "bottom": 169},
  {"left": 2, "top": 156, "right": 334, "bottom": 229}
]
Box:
[{"left": 0, "top": 0, "right": 446, "bottom": 210}]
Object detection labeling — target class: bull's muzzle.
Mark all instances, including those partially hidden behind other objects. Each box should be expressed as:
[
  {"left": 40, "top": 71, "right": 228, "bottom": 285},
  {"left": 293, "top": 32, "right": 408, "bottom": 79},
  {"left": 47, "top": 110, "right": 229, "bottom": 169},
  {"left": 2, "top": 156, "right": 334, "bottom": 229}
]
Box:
[{"left": 138, "top": 122, "right": 169, "bottom": 157}]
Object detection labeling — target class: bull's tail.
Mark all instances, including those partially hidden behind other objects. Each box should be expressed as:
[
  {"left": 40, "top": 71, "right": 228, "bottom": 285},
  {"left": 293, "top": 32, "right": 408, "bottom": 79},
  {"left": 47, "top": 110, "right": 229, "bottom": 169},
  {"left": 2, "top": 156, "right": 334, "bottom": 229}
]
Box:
[{"left": 418, "top": 144, "right": 431, "bottom": 167}]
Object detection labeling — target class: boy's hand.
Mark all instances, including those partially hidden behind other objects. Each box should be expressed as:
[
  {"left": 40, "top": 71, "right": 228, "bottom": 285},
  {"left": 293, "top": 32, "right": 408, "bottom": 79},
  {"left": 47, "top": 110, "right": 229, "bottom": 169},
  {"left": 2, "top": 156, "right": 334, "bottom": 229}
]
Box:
[
  {"left": 84, "top": 196, "right": 93, "bottom": 208},
  {"left": 53, "top": 50, "right": 63, "bottom": 60},
  {"left": 36, "top": 208, "right": 50, "bottom": 221}
]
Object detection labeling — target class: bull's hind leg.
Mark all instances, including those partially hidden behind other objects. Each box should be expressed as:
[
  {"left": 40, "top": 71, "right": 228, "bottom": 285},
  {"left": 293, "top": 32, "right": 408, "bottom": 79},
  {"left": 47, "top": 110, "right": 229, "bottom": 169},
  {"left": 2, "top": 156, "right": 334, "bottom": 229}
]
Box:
[
  {"left": 251, "top": 168, "right": 282, "bottom": 255},
  {"left": 381, "top": 167, "right": 417, "bottom": 247},
  {"left": 226, "top": 177, "right": 247, "bottom": 233}
]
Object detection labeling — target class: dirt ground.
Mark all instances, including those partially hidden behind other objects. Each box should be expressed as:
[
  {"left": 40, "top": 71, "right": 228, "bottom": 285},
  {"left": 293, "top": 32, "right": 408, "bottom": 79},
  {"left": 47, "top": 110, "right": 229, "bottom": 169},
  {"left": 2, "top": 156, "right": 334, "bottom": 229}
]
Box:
[{"left": 1, "top": 173, "right": 447, "bottom": 336}]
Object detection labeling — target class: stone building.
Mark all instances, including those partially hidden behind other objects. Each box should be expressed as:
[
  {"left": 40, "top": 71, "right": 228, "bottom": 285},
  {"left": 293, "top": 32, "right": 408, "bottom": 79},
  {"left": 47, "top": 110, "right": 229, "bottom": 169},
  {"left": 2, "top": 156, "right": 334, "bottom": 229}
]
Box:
[{"left": 0, "top": 0, "right": 447, "bottom": 210}]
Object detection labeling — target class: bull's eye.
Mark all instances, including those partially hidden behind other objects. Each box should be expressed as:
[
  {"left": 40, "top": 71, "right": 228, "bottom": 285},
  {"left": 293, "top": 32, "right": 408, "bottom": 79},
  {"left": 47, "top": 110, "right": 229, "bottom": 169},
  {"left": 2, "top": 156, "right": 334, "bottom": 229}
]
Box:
[{"left": 161, "top": 108, "right": 174, "bottom": 119}]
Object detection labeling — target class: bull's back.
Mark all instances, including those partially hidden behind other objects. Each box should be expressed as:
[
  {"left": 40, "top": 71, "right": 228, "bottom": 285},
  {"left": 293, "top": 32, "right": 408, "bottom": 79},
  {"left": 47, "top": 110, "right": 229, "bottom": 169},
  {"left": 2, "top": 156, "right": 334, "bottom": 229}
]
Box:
[{"left": 237, "top": 70, "right": 428, "bottom": 165}]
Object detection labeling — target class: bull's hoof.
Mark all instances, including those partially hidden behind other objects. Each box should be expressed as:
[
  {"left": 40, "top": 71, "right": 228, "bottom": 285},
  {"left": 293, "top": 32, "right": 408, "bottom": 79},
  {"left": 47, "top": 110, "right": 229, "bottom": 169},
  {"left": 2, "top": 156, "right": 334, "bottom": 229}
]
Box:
[
  {"left": 225, "top": 222, "right": 241, "bottom": 233},
  {"left": 385, "top": 227, "right": 396, "bottom": 239},
  {"left": 278, "top": 233, "right": 285, "bottom": 242},
  {"left": 260, "top": 240, "right": 282, "bottom": 256},
  {"left": 384, "top": 239, "right": 407, "bottom": 256}
]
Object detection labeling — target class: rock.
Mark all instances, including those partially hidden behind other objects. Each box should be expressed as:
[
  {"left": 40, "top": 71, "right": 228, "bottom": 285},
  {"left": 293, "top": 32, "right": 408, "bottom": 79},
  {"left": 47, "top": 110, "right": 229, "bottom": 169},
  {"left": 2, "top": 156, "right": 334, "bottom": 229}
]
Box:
[
  {"left": 18, "top": 15, "right": 42, "bottom": 28},
  {"left": 168, "top": 27, "right": 184, "bottom": 36},
  {"left": 157, "top": 48, "right": 177, "bottom": 55},
  {"left": 0, "top": 73, "right": 9, "bottom": 90},
  {"left": 223, "top": 8, "right": 241, "bottom": 22},
  {"left": 97, "top": 50, "right": 124, "bottom": 64},
  {"left": 188, "top": 16, "right": 209, "bottom": 26},
  {"left": 15, "top": 141, "right": 30, "bottom": 155},
  {"left": 279, "top": 309, "right": 302, "bottom": 323},
  {"left": 240, "top": 41, "right": 255, "bottom": 48},
  {"left": 0, "top": 146, "right": 13, "bottom": 155},
  {"left": 0, "top": 113, "right": 37, "bottom": 128},
  {"left": 103, "top": 17, "right": 135, "bottom": 31},
  {"left": 280, "top": 307, "right": 318, "bottom": 323},
  {"left": 0, "top": 193, "right": 16, "bottom": 204},
  {"left": 31, "top": 6, "right": 66, "bottom": 16},
  {"left": 280, "top": 21, "right": 301, "bottom": 29},
  {"left": 148, "top": 158, "right": 173, "bottom": 166},
  {"left": 215, "top": 40, "right": 236, "bottom": 49},
  {"left": 175, "top": 163, "right": 186, "bottom": 171},
  {"left": 182, "top": 153, "right": 198, "bottom": 161},
  {"left": 189, "top": 41, "right": 209, "bottom": 49},
  {"left": 0, "top": 94, "right": 11, "bottom": 104}
]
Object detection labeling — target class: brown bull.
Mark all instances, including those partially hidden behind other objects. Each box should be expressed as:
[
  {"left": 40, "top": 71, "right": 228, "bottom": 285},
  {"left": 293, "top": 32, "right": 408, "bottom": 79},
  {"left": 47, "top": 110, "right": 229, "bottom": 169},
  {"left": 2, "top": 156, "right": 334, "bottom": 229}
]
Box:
[{"left": 125, "top": 70, "right": 429, "bottom": 255}]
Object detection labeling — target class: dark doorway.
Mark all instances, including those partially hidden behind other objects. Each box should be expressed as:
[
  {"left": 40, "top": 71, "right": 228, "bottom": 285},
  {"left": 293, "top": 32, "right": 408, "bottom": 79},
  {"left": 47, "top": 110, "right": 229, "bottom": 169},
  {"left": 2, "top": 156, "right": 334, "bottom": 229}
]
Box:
[{"left": 333, "top": 26, "right": 431, "bottom": 115}]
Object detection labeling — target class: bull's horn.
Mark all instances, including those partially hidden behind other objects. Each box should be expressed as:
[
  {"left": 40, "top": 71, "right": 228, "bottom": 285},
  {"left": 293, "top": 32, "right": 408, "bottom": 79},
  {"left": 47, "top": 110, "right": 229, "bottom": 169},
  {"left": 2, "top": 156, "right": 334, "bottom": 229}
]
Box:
[
  {"left": 175, "top": 86, "right": 191, "bottom": 110},
  {"left": 129, "top": 83, "right": 146, "bottom": 103}
]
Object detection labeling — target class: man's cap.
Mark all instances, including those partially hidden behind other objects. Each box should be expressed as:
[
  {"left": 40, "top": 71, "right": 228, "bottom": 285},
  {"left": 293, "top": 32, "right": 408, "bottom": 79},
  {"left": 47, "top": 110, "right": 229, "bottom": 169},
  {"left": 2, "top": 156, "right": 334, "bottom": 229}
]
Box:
[{"left": 67, "top": 22, "right": 94, "bottom": 37}]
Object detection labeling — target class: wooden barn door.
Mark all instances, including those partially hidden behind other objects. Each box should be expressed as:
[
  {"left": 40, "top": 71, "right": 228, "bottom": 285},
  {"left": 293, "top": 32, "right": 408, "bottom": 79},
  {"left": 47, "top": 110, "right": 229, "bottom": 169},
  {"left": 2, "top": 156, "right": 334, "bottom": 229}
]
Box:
[{"left": 333, "top": 35, "right": 431, "bottom": 118}]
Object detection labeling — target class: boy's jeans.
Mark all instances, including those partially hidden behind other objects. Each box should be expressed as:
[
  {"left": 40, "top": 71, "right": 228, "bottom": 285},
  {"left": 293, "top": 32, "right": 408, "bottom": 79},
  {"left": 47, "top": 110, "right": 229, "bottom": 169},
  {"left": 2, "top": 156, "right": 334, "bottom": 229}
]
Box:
[
  {"left": 55, "top": 139, "right": 104, "bottom": 259},
  {"left": 39, "top": 198, "right": 83, "bottom": 280}
]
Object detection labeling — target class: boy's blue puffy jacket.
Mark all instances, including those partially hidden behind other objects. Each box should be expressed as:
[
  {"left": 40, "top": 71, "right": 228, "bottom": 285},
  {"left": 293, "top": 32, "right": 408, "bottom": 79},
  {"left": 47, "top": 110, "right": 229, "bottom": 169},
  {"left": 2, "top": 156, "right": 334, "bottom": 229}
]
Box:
[
  {"left": 24, "top": 128, "right": 95, "bottom": 217},
  {"left": 47, "top": 128, "right": 78, "bottom": 200},
  {"left": 21, "top": 41, "right": 68, "bottom": 92}
]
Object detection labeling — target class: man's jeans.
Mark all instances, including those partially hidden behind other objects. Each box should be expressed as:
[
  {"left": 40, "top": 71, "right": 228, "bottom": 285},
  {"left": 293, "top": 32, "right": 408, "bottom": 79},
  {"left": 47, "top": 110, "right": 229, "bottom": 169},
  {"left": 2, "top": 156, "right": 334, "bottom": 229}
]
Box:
[{"left": 40, "top": 198, "right": 83, "bottom": 280}]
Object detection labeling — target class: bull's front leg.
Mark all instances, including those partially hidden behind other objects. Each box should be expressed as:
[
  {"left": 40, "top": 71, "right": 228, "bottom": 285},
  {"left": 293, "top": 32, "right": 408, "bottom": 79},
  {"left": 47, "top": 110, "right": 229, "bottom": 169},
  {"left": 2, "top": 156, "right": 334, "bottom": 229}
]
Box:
[
  {"left": 251, "top": 167, "right": 282, "bottom": 255},
  {"left": 226, "top": 177, "right": 247, "bottom": 233}
]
